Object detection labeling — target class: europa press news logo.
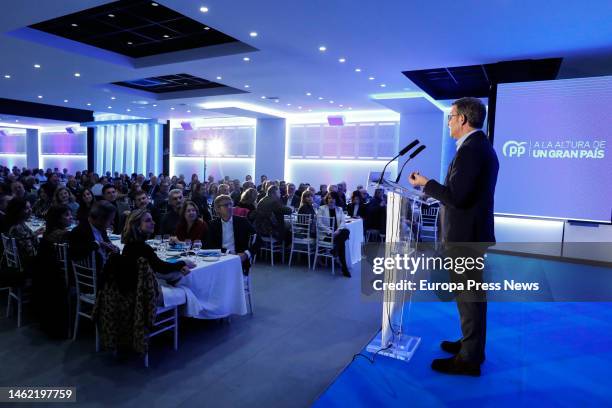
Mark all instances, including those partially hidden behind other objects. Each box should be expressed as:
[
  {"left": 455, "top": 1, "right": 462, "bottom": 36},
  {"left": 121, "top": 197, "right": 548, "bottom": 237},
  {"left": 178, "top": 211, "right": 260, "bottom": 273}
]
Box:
[{"left": 502, "top": 140, "right": 527, "bottom": 157}]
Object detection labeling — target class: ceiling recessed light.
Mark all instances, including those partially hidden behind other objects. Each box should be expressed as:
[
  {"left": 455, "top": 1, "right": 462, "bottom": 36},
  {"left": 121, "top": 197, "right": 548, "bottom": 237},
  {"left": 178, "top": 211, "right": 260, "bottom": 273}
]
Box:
[
  {"left": 71, "top": 23, "right": 78, "bottom": 27},
  {"left": 319, "top": 46, "right": 326, "bottom": 52},
  {"left": 151, "top": 2, "right": 159, "bottom": 6},
  {"left": 329, "top": 100, "right": 334, "bottom": 104},
  {"left": 286, "top": 103, "right": 292, "bottom": 106},
  {"left": 306, "top": 92, "right": 311, "bottom": 96},
  {"left": 243, "top": 57, "right": 250, "bottom": 62},
  {"left": 108, "top": 14, "right": 115, "bottom": 18},
  {"left": 86, "top": 103, "right": 91, "bottom": 106},
  {"left": 110, "top": 96, "right": 116, "bottom": 100},
  {"left": 355, "top": 68, "right": 362, "bottom": 72},
  {"left": 339, "top": 104, "right": 343, "bottom": 107},
  {"left": 348, "top": 107, "right": 352, "bottom": 110},
  {"left": 64, "top": 99, "right": 68, "bottom": 103},
  {"left": 15, "top": 120, "right": 19, "bottom": 122},
  {"left": 380, "top": 83, "right": 386, "bottom": 87},
  {"left": 200, "top": 6, "right": 209, "bottom": 13},
  {"left": 107, "top": 106, "right": 112, "bottom": 109},
  {"left": 152, "top": 104, "right": 157, "bottom": 107},
  {"left": 37, "top": 95, "right": 43, "bottom": 99},
  {"left": 187, "top": 110, "right": 191, "bottom": 113},
  {"left": 338, "top": 58, "right": 346, "bottom": 63},
  {"left": 204, "top": 26, "right": 210, "bottom": 30},
  {"left": 127, "top": 41, "right": 133, "bottom": 45},
  {"left": 308, "top": 109, "right": 312, "bottom": 112},
  {"left": 3, "top": 75, "right": 10, "bottom": 79},
  {"left": 126, "top": 108, "right": 131, "bottom": 112},
  {"left": 170, "top": 107, "right": 175, "bottom": 110},
  {"left": 34, "top": 64, "right": 41, "bottom": 69},
  {"left": 274, "top": 100, "right": 279, "bottom": 103},
  {"left": 298, "top": 106, "right": 303, "bottom": 109},
  {"left": 74, "top": 72, "right": 80, "bottom": 77},
  {"left": 244, "top": 84, "right": 250, "bottom": 88},
  {"left": 163, "top": 34, "right": 170, "bottom": 38},
  {"left": 368, "top": 76, "right": 375, "bottom": 80},
  {"left": 318, "top": 96, "right": 324, "bottom": 100},
  {"left": 216, "top": 76, "right": 222, "bottom": 80},
  {"left": 249, "top": 32, "right": 258, "bottom": 37},
  {"left": 260, "top": 96, "right": 266, "bottom": 99}
]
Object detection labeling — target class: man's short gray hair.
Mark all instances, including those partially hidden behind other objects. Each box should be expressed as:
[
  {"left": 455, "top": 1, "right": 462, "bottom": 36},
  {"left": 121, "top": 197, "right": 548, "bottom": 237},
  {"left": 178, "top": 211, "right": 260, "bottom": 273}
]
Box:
[
  {"left": 169, "top": 188, "right": 182, "bottom": 197},
  {"left": 453, "top": 97, "right": 487, "bottom": 129}
]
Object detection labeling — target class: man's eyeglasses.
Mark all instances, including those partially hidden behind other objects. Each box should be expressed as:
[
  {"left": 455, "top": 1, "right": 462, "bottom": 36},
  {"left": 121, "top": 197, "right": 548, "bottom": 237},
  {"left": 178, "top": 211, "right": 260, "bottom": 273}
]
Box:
[{"left": 447, "top": 113, "right": 460, "bottom": 121}]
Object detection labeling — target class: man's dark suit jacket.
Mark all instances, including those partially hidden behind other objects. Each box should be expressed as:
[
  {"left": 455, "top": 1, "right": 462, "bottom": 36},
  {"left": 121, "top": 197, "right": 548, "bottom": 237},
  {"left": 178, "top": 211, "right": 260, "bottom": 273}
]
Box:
[
  {"left": 68, "top": 220, "right": 114, "bottom": 274},
  {"left": 424, "top": 130, "right": 499, "bottom": 243},
  {"left": 206, "top": 215, "right": 260, "bottom": 274}
]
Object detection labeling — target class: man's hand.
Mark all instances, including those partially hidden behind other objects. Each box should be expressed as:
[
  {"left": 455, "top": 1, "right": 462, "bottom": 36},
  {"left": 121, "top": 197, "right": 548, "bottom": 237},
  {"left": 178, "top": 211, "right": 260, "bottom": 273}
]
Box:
[
  {"left": 180, "top": 266, "right": 191, "bottom": 276},
  {"left": 408, "top": 171, "right": 429, "bottom": 187}
]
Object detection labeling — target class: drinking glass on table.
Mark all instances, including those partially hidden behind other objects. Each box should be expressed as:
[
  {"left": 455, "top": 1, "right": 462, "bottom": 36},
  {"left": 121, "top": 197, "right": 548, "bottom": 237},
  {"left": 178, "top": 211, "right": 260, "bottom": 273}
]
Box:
[{"left": 192, "top": 240, "right": 202, "bottom": 261}]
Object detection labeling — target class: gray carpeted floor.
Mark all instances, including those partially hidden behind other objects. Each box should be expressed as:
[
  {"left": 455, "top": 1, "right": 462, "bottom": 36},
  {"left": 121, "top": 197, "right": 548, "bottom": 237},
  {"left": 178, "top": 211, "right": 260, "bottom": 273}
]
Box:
[{"left": 0, "top": 258, "right": 380, "bottom": 408}]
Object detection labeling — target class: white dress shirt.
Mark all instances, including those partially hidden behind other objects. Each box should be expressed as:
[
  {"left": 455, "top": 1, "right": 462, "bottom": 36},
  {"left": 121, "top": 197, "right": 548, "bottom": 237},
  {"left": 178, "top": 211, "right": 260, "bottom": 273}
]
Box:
[{"left": 221, "top": 216, "right": 236, "bottom": 254}]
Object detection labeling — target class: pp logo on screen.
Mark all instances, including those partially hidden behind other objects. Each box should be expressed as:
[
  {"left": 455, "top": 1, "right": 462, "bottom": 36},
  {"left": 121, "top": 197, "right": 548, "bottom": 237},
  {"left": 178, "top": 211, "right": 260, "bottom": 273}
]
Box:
[{"left": 502, "top": 140, "right": 527, "bottom": 157}]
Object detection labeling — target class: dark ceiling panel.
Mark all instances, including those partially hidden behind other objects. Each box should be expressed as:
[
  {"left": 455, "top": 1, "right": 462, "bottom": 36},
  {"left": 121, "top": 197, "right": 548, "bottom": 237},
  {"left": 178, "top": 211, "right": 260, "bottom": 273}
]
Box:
[
  {"left": 403, "top": 58, "right": 563, "bottom": 100},
  {"left": 113, "top": 73, "right": 239, "bottom": 94},
  {"left": 29, "top": 0, "right": 242, "bottom": 58}
]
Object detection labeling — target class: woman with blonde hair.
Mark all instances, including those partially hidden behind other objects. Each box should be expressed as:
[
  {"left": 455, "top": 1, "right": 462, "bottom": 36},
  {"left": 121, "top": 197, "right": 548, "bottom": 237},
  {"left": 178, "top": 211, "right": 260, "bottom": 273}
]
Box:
[{"left": 53, "top": 186, "right": 79, "bottom": 217}]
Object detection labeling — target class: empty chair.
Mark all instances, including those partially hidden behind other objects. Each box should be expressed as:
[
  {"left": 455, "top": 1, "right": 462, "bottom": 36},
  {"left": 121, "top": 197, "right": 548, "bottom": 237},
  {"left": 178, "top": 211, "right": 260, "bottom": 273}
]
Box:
[
  {"left": 1, "top": 233, "right": 29, "bottom": 328},
  {"left": 288, "top": 214, "right": 315, "bottom": 269},
  {"left": 54, "top": 242, "right": 72, "bottom": 337},
  {"left": 259, "top": 235, "right": 285, "bottom": 266},
  {"left": 313, "top": 215, "right": 337, "bottom": 275},
  {"left": 72, "top": 251, "right": 99, "bottom": 351},
  {"left": 419, "top": 205, "right": 440, "bottom": 243}
]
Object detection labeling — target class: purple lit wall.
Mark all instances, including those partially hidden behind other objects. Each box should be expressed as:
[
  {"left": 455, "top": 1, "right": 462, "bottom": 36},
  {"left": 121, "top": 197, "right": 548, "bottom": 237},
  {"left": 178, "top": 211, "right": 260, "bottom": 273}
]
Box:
[
  {"left": 39, "top": 131, "right": 87, "bottom": 173},
  {"left": 0, "top": 128, "right": 27, "bottom": 169}
]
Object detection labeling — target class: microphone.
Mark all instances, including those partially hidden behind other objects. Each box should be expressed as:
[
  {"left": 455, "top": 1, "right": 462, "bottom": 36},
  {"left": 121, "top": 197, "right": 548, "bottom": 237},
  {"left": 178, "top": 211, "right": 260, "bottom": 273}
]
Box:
[
  {"left": 377, "top": 139, "right": 420, "bottom": 184},
  {"left": 395, "top": 145, "right": 426, "bottom": 183},
  {"left": 399, "top": 139, "right": 420, "bottom": 156}
]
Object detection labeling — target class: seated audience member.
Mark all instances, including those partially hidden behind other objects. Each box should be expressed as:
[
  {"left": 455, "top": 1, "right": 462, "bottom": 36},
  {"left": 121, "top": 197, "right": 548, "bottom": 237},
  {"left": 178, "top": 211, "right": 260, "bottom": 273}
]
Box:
[
  {"left": 218, "top": 183, "right": 230, "bottom": 196},
  {"left": 282, "top": 183, "right": 301, "bottom": 208},
  {"left": 102, "top": 184, "right": 130, "bottom": 234},
  {"left": 91, "top": 176, "right": 106, "bottom": 197},
  {"left": 257, "top": 174, "right": 268, "bottom": 193},
  {"left": 11, "top": 181, "right": 35, "bottom": 205},
  {"left": 6, "top": 198, "right": 43, "bottom": 270},
  {"left": 66, "top": 176, "right": 81, "bottom": 197},
  {"left": 53, "top": 186, "right": 80, "bottom": 217},
  {"left": 234, "top": 187, "right": 257, "bottom": 222},
  {"left": 298, "top": 190, "right": 317, "bottom": 219},
  {"left": 173, "top": 200, "right": 208, "bottom": 243},
  {"left": 153, "top": 181, "right": 170, "bottom": 203},
  {"left": 206, "top": 195, "right": 259, "bottom": 274},
  {"left": 43, "top": 204, "right": 73, "bottom": 244},
  {"left": 256, "top": 180, "right": 268, "bottom": 203},
  {"left": 32, "top": 187, "right": 52, "bottom": 219},
  {"left": 347, "top": 190, "right": 367, "bottom": 219},
  {"left": 366, "top": 188, "right": 387, "bottom": 231},
  {"left": 76, "top": 188, "right": 95, "bottom": 224},
  {"left": 0, "top": 194, "right": 10, "bottom": 233},
  {"left": 254, "top": 185, "right": 292, "bottom": 241},
  {"left": 158, "top": 189, "right": 183, "bottom": 235},
  {"left": 336, "top": 182, "right": 348, "bottom": 210},
  {"left": 189, "top": 182, "right": 212, "bottom": 223},
  {"left": 298, "top": 190, "right": 317, "bottom": 235},
  {"left": 68, "top": 200, "right": 119, "bottom": 269},
  {"left": 230, "top": 179, "right": 242, "bottom": 205},
  {"left": 317, "top": 192, "right": 351, "bottom": 277},
  {"left": 121, "top": 208, "right": 195, "bottom": 298}
]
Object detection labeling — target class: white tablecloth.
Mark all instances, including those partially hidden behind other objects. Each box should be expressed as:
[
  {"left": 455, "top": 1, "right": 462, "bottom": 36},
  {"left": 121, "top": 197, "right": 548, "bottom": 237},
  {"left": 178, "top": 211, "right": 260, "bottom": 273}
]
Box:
[
  {"left": 114, "top": 241, "right": 247, "bottom": 319},
  {"left": 178, "top": 254, "right": 247, "bottom": 319},
  {"left": 344, "top": 218, "right": 364, "bottom": 265}
]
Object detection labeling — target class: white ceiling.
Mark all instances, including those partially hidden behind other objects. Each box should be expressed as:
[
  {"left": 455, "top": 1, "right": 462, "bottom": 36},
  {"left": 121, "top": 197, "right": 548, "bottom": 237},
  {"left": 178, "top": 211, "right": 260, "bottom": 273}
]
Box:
[{"left": 1, "top": 0, "right": 612, "bottom": 123}]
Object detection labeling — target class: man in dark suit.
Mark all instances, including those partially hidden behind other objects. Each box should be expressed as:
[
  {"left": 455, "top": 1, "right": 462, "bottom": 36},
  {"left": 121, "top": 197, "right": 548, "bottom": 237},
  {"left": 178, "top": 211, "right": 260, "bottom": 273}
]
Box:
[
  {"left": 206, "top": 195, "right": 260, "bottom": 275},
  {"left": 68, "top": 200, "right": 119, "bottom": 272},
  {"left": 409, "top": 97, "right": 498, "bottom": 377}
]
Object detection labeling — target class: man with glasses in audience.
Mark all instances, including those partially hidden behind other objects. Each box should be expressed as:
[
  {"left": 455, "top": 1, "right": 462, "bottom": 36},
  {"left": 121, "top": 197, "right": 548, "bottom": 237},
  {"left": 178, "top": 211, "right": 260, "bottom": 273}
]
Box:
[
  {"left": 206, "top": 195, "right": 259, "bottom": 275},
  {"left": 159, "top": 189, "right": 184, "bottom": 235}
]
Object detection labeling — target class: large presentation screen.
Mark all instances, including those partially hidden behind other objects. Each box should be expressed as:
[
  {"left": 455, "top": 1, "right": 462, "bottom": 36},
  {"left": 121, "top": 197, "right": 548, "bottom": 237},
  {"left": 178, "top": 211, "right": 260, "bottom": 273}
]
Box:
[{"left": 494, "top": 76, "right": 612, "bottom": 222}]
